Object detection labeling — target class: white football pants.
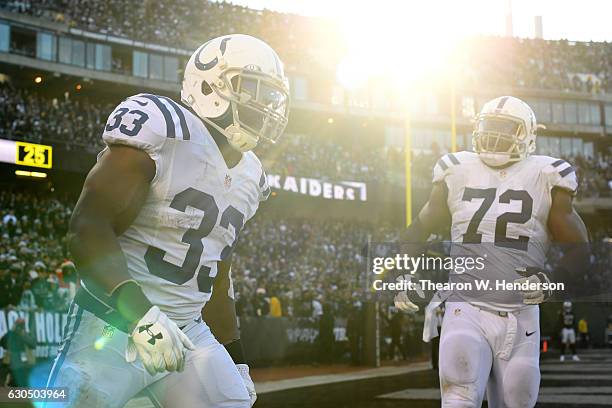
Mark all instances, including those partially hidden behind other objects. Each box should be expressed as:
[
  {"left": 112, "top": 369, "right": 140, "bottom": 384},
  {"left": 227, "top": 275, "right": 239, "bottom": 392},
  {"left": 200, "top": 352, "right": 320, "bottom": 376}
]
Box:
[
  {"left": 561, "top": 327, "right": 576, "bottom": 344},
  {"left": 46, "top": 303, "right": 250, "bottom": 408},
  {"left": 439, "top": 302, "right": 540, "bottom": 408}
]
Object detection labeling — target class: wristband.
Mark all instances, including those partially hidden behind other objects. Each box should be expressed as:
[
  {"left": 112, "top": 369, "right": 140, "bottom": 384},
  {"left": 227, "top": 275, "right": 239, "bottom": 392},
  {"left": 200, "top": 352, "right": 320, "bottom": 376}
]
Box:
[
  {"left": 224, "top": 339, "right": 246, "bottom": 364},
  {"left": 111, "top": 281, "right": 153, "bottom": 326}
]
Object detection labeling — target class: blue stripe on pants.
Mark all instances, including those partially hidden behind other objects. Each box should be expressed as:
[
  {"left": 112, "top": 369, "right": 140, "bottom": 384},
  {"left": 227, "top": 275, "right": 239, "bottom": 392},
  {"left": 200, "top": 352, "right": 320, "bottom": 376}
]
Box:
[{"left": 47, "top": 304, "right": 84, "bottom": 388}]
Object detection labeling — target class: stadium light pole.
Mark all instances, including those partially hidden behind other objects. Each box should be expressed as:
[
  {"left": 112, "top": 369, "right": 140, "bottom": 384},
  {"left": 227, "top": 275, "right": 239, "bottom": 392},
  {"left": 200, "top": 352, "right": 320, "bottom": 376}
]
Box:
[
  {"left": 450, "top": 78, "right": 457, "bottom": 153},
  {"left": 404, "top": 113, "right": 412, "bottom": 227}
]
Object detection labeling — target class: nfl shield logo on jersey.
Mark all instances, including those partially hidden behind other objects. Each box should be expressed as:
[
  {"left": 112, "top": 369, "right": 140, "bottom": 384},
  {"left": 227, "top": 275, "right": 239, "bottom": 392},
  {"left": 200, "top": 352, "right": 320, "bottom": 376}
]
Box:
[
  {"left": 225, "top": 174, "right": 232, "bottom": 188},
  {"left": 101, "top": 324, "right": 115, "bottom": 338}
]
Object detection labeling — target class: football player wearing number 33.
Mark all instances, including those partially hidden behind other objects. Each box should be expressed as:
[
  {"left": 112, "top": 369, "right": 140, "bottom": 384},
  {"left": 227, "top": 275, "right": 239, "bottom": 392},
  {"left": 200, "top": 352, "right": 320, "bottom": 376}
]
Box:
[
  {"left": 394, "top": 96, "right": 589, "bottom": 407},
  {"left": 46, "top": 34, "right": 289, "bottom": 407}
]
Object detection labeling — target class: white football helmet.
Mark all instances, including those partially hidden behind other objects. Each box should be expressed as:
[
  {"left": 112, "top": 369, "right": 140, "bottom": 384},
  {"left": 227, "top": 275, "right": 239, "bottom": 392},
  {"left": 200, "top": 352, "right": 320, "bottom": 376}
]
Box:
[
  {"left": 181, "top": 34, "right": 290, "bottom": 152},
  {"left": 472, "top": 96, "right": 537, "bottom": 167},
  {"left": 563, "top": 300, "right": 572, "bottom": 312}
]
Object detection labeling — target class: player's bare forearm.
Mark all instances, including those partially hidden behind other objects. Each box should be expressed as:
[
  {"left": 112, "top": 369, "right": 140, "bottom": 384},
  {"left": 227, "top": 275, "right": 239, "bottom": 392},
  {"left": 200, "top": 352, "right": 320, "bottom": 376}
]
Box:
[
  {"left": 547, "top": 188, "right": 590, "bottom": 281},
  {"left": 69, "top": 145, "right": 155, "bottom": 319},
  {"left": 402, "top": 181, "right": 451, "bottom": 242},
  {"left": 69, "top": 197, "right": 130, "bottom": 295},
  {"left": 202, "top": 259, "right": 240, "bottom": 344},
  {"left": 548, "top": 188, "right": 589, "bottom": 244}
]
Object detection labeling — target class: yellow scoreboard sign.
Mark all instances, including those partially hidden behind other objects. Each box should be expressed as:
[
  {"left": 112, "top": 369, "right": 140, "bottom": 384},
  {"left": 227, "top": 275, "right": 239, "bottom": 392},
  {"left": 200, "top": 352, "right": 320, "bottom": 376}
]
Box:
[
  {"left": 0, "top": 139, "right": 53, "bottom": 169},
  {"left": 15, "top": 141, "right": 52, "bottom": 168}
]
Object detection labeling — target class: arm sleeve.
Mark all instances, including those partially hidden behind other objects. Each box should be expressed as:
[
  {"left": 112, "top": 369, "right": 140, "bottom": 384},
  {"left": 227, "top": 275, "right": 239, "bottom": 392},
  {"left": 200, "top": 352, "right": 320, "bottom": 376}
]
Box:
[{"left": 543, "top": 158, "right": 578, "bottom": 195}]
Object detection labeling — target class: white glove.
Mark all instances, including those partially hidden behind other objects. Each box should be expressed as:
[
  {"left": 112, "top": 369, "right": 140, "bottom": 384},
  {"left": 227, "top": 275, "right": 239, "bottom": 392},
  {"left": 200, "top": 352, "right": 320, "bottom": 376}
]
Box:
[
  {"left": 236, "top": 363, "right": 257, "bottom": 406},
  {"left": 125, "top": 306, "right": 195, "bottom": 375},
  {"left": 514, "top": 267, "right": 553, "bottom": 305},
  {"left": 394, "top": 274, "right": 424, "bottom": 313}
]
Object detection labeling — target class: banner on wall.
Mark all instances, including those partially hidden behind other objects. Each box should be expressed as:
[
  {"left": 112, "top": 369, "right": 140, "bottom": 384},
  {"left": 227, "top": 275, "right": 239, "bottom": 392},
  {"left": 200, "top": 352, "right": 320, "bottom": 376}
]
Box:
[
  {"left": 0, "top": 309, "right": 351, "bottom": 363},
  {"left": 267, "top": 174, "right": 367, "bottom": 201},
  {"left": 0, "top": 309, "right": 67, "bottom": 359}
]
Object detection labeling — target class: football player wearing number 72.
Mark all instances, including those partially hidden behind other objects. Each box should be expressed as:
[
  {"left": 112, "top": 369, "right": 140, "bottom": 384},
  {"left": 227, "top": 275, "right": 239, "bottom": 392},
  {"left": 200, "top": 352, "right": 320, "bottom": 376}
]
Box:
[{"left": 394, "top": 96, "right": 589, "bottom": 408}]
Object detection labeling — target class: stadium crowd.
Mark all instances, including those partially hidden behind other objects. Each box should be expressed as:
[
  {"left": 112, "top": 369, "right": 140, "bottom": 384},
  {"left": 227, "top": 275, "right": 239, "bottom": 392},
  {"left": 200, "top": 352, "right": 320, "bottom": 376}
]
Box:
[
  {"left": 571, "top": 154, "right": 612, "bottom": 199},
  {"left": 261, "top": 133, "right": 395, "bottom": 184},
  {"left": 2, "top": 186, "right": 611, "bottom": 320},
  {"left": 232, "top": 217, "right": 369, "bottom": 319},
  {"left": 460, "top": 37, "right": 612, "bottom": 94},
  {"left": 1, "top": 0, "right": 337, "bottom": 73},
  {"left": 0, "top": 187, "right": 383, "bottom": 318},
  {"left": 3, "top": 1, "right": 612, "bottom": 93},
  {"left": 1, "top": 80, "right": 611, "bottom": 196},
  {"left": 0, "top": 190, "right": 74, "bottom": 313},
  {"left": 0, "top": 83, "right": 110, "bottom": 153}
]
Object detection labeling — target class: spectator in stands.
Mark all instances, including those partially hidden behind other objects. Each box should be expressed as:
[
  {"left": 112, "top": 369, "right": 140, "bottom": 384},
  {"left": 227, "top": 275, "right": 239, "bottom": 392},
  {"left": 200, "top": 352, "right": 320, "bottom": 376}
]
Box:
[
  {"left": 59, "top": 260, "right": 78, "bottom": 301},
  {"left": 346, "top": 301, "right": 364, "bottom": 366},
  {"left": 31, "top": 268, "right": 51, "bottom": 309},
  {"left": 0, "top": 319, "right": 36, "bottom": 386},
  {"left": 0, "top": 265, "right": 24, "bottom": 308},
  {"left": 578, "top": 318, "right": 590, "bottom": 349},
  {"left": 269, "top": 292, "right": 282, "bottom": 317},
  {"left": 388, "top": 308, "right": 406, "bottom": 361},
  {"left": 17, "top": 280, "right": 36, "bottom": 312},
  {"left": 317, "top": 302, "right": 335, "bottom": 364},
  {"left": 252, "top": 287, "right": 270, "bottom": 317}
]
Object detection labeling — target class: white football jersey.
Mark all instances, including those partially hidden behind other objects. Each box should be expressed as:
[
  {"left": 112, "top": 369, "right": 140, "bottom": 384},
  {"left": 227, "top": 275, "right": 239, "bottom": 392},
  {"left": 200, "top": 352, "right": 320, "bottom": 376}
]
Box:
[
  {"left": 433, "top": 151, "right": 577, "bottom": 311},
  {"left": 100, "top": 93, "right": 269, "bottom": 326}
]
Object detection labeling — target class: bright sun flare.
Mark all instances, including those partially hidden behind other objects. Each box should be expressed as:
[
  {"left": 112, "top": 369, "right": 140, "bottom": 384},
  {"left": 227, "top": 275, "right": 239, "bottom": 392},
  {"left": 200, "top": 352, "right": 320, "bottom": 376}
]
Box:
[{"left": 335, "top": 1, "right": 471, "bottom": 91}]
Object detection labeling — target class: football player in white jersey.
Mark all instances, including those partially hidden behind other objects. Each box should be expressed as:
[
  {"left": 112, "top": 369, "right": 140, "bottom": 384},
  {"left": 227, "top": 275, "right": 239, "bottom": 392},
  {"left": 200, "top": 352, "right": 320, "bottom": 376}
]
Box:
[
  {"left": 46, "top": 34, "right": 289, "bottom": 407},
  {"left": 395, "top": 96, "right": 589, "bottom": 407},
  {"left": 559, "top": 300, "right": 579, "bottom": 362}
]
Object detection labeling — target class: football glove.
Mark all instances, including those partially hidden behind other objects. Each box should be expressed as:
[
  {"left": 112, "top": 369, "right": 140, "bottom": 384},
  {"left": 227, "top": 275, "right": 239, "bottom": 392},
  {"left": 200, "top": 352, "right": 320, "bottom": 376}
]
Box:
[
  {"left": 394, "top": 274, "right": 425, "bottom": 313},
  {"left": 514, "top": 267, "right": 553, "bottom": 305},
  {"left": 236, "top": 363, "right": 257, "bottom": 406},
  {"left": 125, "top": 306, "right": 195, "bottom": 375}
]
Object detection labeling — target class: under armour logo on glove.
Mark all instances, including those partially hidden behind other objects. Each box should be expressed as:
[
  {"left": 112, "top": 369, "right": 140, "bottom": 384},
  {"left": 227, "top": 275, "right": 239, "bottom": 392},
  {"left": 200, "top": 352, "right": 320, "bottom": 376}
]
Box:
[
  {"left": 126, "top": 306, "right": 195, "bottom": 376},
  {"left": 139, "top": 324, "right": 164, "bottom": 345}
]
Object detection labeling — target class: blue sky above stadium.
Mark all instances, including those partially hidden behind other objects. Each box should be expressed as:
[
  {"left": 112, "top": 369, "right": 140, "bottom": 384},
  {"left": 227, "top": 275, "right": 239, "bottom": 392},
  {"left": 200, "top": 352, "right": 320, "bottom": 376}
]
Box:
[{"left": 228, "top": 0, "right": 611, "bottom": 41}]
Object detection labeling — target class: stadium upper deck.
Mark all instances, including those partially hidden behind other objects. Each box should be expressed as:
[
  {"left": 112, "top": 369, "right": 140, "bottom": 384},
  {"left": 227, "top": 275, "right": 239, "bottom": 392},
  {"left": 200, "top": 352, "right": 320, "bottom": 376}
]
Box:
[{"left": 0, "top": 1, "right": 610, "bottom": 208}]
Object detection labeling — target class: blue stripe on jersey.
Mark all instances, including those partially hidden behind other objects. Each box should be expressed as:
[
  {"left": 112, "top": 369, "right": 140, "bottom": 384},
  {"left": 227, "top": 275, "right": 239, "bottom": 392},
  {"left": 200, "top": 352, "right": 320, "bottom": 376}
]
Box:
[
  {"left": 159, "top": 96, "right": 191, "bottom": 141},
  {"left": 559, "top": 166, "right": 576, "bottom": 178},
  {"left": 47, "top": 304, "right": 83, "bottom": 387},
  {"left": 140, "top": 94, "right": 175, "bottom": 138},
  {"left": 259, "top": 171, "right": 266, "bottom": 187},
  {"left": 447, "top": 153, "right": 460, "bottom": 165},
  {"left": 436, "top": 158, "right": 449, "bottom": 171},
  {"left": 552, "top": 159, "right": 566, "bottom": 167}
]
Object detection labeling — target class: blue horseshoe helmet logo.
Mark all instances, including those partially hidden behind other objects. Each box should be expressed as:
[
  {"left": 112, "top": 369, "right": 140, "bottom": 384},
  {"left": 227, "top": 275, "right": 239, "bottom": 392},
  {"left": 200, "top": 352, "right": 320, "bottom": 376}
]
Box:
[{"left": 194, "top": 37, "right": 231, "bottom": 71}]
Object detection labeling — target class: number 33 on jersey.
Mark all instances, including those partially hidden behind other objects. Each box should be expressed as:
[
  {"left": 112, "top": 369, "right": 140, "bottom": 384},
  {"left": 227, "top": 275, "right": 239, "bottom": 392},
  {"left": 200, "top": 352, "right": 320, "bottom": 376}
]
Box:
[{"left": 101, "top": 93, "right": 270, "bottom": 327}]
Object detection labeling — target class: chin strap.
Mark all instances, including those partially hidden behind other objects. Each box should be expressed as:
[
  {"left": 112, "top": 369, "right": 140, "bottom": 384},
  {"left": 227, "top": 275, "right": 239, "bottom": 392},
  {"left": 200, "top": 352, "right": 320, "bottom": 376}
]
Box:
[
  {"left": 194, "top": 112, "right": 257, "bottom": 153},
  {"left": 224, "top": 124, "right": 258, "bottom": 152},
  {"left": 478, "top": 152, "right": 524, "bottom": 168},
  {"left": 182, "top": 94, "right": 257, "bottom": 152}
]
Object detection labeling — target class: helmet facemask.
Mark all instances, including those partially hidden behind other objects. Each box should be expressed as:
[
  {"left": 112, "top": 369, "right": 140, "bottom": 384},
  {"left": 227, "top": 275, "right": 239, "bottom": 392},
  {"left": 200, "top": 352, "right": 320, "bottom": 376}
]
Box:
[
  {"left": 208, "top": 67, "right": 289, "bottom": 152},
  {"left": 472, "top": 113, "right": 533, "bottom": 167}
]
